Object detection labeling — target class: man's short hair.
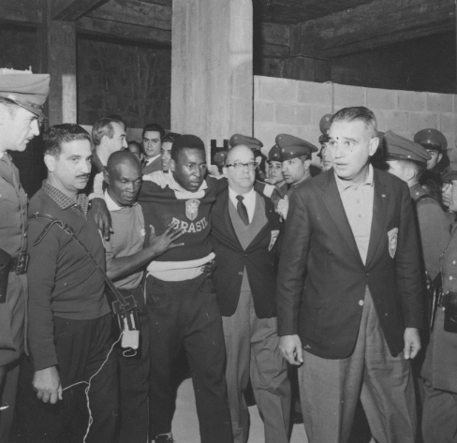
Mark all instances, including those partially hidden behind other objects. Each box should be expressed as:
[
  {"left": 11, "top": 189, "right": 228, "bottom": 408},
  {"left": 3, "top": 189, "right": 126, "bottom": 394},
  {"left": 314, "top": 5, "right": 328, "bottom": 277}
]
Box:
[
  {"left": 331, "top": 106, "right": 378, "bottom": 138},
  {"left": 162, "top": 132, "right": 180, "bottom": 144},
  {"left": 92, "top": 117, "right": 117, "bottom": 147},
  {"left": 44, "top": 124, "right": 91, "bottom": 157},
  {"left": 171, "top": 134, "right": 206, "bottom": 162},
  {"left": 142, "top": 123, "right": 166, "bottom": 140},
  {"left": 107, "top": 114, "right": 127, "bottom": 130}
]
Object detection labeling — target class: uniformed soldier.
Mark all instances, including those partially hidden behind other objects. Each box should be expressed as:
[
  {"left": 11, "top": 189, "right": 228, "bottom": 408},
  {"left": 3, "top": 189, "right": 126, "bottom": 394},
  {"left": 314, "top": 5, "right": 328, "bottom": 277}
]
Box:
[
  {"left": 0, "top": 68, "right": 50, "bottom": 441},
  {"left": 384, "top": 130, "right": 451, "bottom": 284},
  {"left": 265, "top": 145, "right": 288, "bottom": 209},
  {"left": 414, "top": 128, "right": 449, "bottom": 206},
  {"left": 318, "top": 114, "right": 333, "bottom": 171},
  {"left": 275, "top": 133, "right": 318, "bottom": 220},
  {"left": 421, "top": 158, "right": 457, "bottom": 442}
]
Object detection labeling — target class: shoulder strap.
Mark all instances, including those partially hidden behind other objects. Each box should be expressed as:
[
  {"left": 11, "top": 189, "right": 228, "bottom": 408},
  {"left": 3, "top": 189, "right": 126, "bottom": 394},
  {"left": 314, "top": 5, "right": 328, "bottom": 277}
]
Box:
[
  {"left": 29, "top": 212, "right": 136, "bottom": 315},
  {"left": 414, "top": 193, "right": 432, "bottom": 205}
]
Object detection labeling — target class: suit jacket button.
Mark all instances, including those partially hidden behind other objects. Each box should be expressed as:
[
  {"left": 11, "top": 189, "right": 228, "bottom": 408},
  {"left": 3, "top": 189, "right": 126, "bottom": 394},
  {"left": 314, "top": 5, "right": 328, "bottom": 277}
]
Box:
[{"left": 358, "top": 300, "right": 364, "bottom": 306}]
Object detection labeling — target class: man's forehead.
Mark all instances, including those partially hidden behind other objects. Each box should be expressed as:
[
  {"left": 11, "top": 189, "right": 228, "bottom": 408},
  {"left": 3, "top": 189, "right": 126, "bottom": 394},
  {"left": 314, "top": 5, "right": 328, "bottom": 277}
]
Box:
[
  {"left": 227, "top": 145, "right": 254, "bottom": 163},
  {"left": 60, "top": 139, "right": 91, "bottom": 155},
  {"left": 178, "top": 147, "right": 206, "bottom": 162},
  {"left": 144, "top": 131, "right": 161, "bottom": 139},
  {"left": 329, "top": 119, "right": 367, "bottom": 136}
]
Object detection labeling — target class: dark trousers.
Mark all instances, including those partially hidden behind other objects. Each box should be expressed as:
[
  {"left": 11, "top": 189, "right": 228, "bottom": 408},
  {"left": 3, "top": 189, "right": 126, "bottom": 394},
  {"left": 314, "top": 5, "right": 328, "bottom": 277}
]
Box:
[
  {"left": 146, "top": 274, "right": 232, "bottom": 443},
  {"left": 15, "top": 314, "right": 118, "bottom": 443},
  {"left": 115, "top": 286, "right": 150, "bottom": 443}
]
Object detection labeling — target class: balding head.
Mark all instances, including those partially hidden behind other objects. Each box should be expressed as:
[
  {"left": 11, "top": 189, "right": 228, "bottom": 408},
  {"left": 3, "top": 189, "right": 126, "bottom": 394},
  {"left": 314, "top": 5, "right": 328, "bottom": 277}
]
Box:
[
  {"left": 224, "top": 145, "right": 256, "bottom": 194},
  {"left": 105, "top": 150, "right": 142, "bottom": 207}
]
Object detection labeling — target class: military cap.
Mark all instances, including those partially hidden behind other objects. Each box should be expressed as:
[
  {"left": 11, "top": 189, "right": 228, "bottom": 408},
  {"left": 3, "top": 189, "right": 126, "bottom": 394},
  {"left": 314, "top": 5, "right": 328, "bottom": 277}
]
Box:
[
  {"left": 0, "top": 68, "right": 50, "bottom": 118},
  {"left": 318, "top": 133, "right": 330, "bottom": 145},
  {"left": 267, "top": 144, "right": 281, "bottom": 163},
  {"left": 229, "top": 133, "right": 263, "bottom": 152},
  {"left": 441, "top": 149, "right": 457, "bottom": 182},
  {"left": 384, "top": 130, "right": 431, "bottom": 164},
  {"left": 414, "top": 128, "right": 447, "bottom": 152},
  {"left": 319, "top": 114, "right": 333, "bottom": 134},
  {"left": 214, "top": 150, "right": 227, "bottom": 166},
  {"left": 276, "top": 133, "right": 318, "bottom": 161}
]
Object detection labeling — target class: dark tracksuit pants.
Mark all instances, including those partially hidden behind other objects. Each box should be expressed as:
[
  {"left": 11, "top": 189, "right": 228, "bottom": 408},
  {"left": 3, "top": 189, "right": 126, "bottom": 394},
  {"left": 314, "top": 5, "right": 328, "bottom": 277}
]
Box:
[{"left": 146, "top": 274, "right": 232, "bottom": 443}]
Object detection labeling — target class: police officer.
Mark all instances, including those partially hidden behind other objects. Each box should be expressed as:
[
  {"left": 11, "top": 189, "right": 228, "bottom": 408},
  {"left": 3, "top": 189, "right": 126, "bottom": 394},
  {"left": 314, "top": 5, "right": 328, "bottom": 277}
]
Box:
[
  {"left": 421, "top": 158, "right": 457, "bottom": 442},
  {"left": 318, "top": 114, "right": 333, "bottom": 171},
  {"left": 0, "top": 68, "right": 50, "bottom": 441},
  {"left": 384, "top": 130, "right": 451, "bottom": 284},
  {"left": 414, "top": 128, "right": 448, "bottom": 205},
  {"left": 265, "top": 145, "right": 288, "bottom": 209},
  {"left": 275, "top": 133, "right": 318, "bottom": 220}
]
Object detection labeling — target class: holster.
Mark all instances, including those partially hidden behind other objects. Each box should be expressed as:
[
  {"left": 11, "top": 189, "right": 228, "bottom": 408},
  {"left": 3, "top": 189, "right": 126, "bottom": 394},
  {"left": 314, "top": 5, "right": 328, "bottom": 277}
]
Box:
[
  {"left": 438, "top": 292, "right": 457, "bottom": 333},
  {"left": 0, "top": 248, "right": 12, "bottom": 304}
]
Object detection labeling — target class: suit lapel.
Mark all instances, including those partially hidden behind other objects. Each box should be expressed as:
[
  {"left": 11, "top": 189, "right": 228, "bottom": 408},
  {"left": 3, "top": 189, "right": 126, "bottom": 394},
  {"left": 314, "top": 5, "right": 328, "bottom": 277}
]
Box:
[
  {"left": 365, "top": 170, "right": 387, "bottom": 267},
  {"left": 221, "top": 190, "right": 243, "bottom": 249},
  {"left": 247, "top": 193, "right": 275, "bottom": 250},
  {"left": 321, "top": 172, "right": 363, "bottom": 265}
]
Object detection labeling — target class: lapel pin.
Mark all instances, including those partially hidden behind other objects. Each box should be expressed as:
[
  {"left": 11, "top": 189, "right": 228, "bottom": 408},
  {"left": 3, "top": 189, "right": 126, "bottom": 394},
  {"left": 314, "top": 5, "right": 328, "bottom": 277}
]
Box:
[{"left": 382, "top": 194, "right": 386, "bottom": 198}]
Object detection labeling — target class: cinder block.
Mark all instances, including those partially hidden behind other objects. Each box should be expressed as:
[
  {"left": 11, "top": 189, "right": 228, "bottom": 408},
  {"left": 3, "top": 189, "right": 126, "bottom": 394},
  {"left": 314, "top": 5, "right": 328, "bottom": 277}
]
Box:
[
  {"left": 377, "top": 111, "right": 409, "bottom": 133},
  {"left": 333, "top": 83, "right": 365, "bottom": 108},
  {"left": 397, "top": 91, "right": 426, "bottom": 112},
  {"left": 296, "top": 105, "right": 313, "bottom": 126},
  {"left": 275, "top": 103, "right": 297, "bottom": 124},
  {"left": 254, "top": 101, "right": 275, "bottom": 123},
  {"left": 257, "top": 76, "right": 298, "bottom": 103},
  {"left": 440, "top": 113, "right": 457, "bottom": 134},
  {"left": 427, "top": 93, "right": 453, "bottom": 113},
  {"left": 297, "top": 81, "right": 332, "bottom": 106},
  {"left": 366, "top": 87, "right": 395, "bottom": 110},
  {"left": 408, "top": 113, "right": 438, "bottom": 135},
  {"left": 295, "top": 126, "right": 321, "bottom": 146},
  {"left": 254, "top": 122, "right": 277, "bottom": 149}
]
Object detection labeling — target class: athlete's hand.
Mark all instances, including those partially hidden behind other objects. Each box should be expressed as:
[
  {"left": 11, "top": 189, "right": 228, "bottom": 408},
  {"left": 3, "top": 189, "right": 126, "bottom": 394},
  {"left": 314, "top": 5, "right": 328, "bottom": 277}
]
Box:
[
  {"left": 33, "top": 366, "right": 62, "bottom": 404},
  {"left": 149, "top": 224, "right": 185, "bottom": 257}
]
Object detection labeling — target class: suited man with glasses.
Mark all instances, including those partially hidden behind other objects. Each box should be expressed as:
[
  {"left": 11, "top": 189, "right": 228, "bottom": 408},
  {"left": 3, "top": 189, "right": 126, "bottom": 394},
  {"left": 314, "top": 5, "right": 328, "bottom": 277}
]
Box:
[{"left": 211, "top": 144, "right": 291, "bottom": 443}]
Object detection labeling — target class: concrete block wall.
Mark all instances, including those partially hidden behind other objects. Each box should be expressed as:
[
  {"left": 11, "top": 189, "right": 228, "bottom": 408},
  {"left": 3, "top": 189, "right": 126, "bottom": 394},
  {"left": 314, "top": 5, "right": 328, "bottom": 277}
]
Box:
[{"left": 254, "top": 76, "right": 457, "bottom": 160}]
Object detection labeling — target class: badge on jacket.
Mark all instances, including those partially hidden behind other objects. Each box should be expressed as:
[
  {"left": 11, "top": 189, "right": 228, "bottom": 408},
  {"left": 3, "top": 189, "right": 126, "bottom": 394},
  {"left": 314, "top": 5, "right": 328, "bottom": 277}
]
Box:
[
  {"left": 269, "top": 230, "right": 279, "bottom": 251},
  {"left": 387, "top": 227, "right": 398, "bottom": 258}
]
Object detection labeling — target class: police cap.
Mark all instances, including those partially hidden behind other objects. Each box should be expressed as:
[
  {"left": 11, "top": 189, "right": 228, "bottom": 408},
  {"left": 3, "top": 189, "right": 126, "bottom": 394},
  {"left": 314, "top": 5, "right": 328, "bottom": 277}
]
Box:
[
  {"left": 319, "top": 114, "right": 333, "bottom": 134},
  {"left": 267, "top": 144, "right": 281, "bottom": 163},
  {"left": 0, "top": 68, "right": 50, "bottom": 118},
  {"left": 229, "top": 133, "right": 263, "bottom": 152},
  {"left": 414, "top": 128, "right": 447, "bottom": 152},
  {"left": 276, "top": 134, "right": 318, "bottom": 161},
  {"left": 384, "top": 130, "right": 430, "bottom": 164}
]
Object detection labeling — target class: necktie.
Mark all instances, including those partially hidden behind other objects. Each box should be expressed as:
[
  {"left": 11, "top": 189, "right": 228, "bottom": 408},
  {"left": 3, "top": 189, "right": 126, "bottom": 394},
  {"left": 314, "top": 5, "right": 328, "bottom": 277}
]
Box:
[{"left": 236, "top": 195, "right": 249, "bottom": 226}]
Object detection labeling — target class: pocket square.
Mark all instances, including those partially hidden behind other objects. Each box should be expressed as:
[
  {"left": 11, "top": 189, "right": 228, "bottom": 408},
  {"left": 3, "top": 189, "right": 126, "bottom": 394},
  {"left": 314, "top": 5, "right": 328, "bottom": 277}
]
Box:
[{"left": 387, "top": 227, "right": 398, "bottom": 259}]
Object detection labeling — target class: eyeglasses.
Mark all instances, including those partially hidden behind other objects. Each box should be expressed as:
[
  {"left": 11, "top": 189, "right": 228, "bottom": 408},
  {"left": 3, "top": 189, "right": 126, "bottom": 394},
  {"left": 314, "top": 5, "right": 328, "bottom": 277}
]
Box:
[{"left": 225, "top": 161, "right": 259, "bottom": 171}]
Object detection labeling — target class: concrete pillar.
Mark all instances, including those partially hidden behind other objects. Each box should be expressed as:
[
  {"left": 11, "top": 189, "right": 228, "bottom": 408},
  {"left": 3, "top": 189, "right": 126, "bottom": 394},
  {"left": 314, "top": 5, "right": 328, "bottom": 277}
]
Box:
[
  {"left": 171, "top": 0, "right": 253, "bottom": 150},
  {"left": 39, "top": 0, "right": 77, "bottom": 126}
]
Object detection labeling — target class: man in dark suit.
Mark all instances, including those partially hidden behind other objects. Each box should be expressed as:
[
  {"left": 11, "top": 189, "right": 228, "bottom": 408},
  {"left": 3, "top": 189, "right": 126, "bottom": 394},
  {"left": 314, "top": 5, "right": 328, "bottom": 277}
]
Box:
[
  {"left": 212, "top": 144, "right": 290, "bottom": 443},
  {"left": 277, "top": 107, "right": 425, "bottom": 443}
]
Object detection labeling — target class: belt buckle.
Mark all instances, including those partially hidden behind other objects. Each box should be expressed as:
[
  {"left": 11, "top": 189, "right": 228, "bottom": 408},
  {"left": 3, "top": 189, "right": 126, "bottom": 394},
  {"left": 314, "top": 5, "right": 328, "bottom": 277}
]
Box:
[{"left": 15, "top": 252, "right": 29, "bottom": 275}]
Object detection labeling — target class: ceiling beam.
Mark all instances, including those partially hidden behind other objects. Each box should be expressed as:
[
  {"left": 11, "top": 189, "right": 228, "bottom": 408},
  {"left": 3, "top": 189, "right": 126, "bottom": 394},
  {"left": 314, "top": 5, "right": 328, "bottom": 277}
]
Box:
[
  {"left": 77, "top": 16, "right": 171, "bottom": 45},
  {"left": 87, "top": 0, "right": 171, "bottom": 31},
  {"left": 291, "top": 0, "right": 455, "bottom": 58},
  {"left": 52, "top": 0, "right": 110, "bottom": 21},
  {"left": 0, "top": 0, "right": 41, "bottom": 25}
]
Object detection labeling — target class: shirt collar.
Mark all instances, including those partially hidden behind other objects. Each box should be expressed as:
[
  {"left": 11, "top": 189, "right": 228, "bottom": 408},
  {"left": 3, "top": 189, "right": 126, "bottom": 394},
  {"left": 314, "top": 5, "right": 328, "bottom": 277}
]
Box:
[
  {"left": 334, "top": 164, "right": 374, "bottom": 192},
  {"left": 145, "top": 154, "right": 161, "bottom": 166},
  {"left": 228, "top": 185, "right": 255, "bottom": 204},
  {"left": 42, "top": 180, "right": 89, "bottom": 218},
  {"left": 104, "top": 190, "right": 137, "bottom": 211}
]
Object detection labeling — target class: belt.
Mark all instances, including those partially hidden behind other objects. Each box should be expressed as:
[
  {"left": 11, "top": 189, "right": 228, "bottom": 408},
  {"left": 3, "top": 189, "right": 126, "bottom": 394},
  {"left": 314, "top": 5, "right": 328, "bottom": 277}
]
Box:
[
  {"left": 437, "top": 291, "right": 457, "bottom": 309},
  {"left": 10, "top": 252, "right": 29, "bottom": 275}
]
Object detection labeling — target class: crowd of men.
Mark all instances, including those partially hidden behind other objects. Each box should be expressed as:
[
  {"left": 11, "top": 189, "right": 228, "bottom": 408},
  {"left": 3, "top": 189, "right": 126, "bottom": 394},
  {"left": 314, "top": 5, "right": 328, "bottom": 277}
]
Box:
[{"left": 1, "top": 68, "right": 457, "bottom": 443}]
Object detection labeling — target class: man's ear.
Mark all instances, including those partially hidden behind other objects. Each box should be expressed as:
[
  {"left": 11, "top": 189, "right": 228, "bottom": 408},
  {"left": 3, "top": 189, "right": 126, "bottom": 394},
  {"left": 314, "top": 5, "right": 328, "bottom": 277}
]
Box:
[
  {"left": 222, "top": 166, "right": 228, "bottom": 178},
  {"left": 438, "top": 153, "right": 443, "bottom": 164},
  {"left": 44, "top": 154, "right": 55, "bottom": 172},
  {"left": 304, "top": 159, "right": 312, "bottom": 170},
  {"left": 368, "top": 136, "right": 380, "bottom": 157},
  {"left": 104, "top": 170, "right": 110, "bottom": 185}
]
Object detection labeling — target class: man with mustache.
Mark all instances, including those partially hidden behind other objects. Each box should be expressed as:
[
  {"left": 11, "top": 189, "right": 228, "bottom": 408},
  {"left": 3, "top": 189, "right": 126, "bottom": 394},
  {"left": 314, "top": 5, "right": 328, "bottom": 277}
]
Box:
[{"left": 26, "top": 124, "right": 118, "bottom": 443}]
